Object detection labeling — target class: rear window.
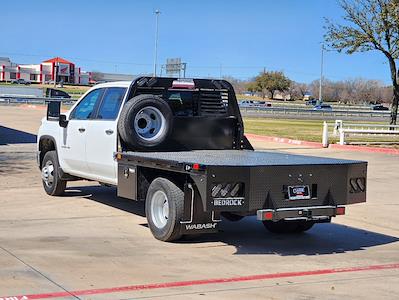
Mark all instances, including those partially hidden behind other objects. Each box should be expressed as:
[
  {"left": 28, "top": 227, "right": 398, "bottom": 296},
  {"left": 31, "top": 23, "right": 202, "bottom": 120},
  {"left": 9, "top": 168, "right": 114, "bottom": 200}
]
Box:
[
  {"left": 97, "top": 87, "right": 126, "bottom": 120},
  {"left": 166, "top": 91, "right": 195, "bottom": 116}
]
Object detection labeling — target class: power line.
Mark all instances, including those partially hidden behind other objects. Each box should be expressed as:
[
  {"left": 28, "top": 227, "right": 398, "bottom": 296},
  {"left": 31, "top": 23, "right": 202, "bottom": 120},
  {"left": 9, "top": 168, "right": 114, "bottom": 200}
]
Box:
[{"left": 0, "top": 51, "right": 361, "bottom": 81}]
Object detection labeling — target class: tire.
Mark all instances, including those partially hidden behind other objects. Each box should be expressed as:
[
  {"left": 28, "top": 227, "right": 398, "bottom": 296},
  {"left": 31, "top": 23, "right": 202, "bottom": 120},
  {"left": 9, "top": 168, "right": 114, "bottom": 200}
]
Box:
[
  {"left": 221, "top": 212, "right": 245, "bottom": 222},
  {"left": 262, "top": 220, "right": 314, "bottom": 234},
  {"left": 41, "top": 151, "right": 66, "bottom": 196},
  {"left": 145, "top": 177, "right": 184, "bottom": 242},
  {"left": 118, "top": 94, "right": 173, "bottom": 150}
]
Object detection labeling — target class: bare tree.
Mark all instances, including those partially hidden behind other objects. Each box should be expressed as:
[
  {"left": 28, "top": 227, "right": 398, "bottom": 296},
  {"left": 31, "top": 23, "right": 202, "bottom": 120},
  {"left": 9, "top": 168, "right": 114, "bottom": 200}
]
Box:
[
  {"left": 309, "top": 77, "right": 391, "bottom": 104},
  {"left": 290, "top": 82, "right": 309, "bottom": 100},
  {"left": 325, "top": 0, "right": 399, "bottom": 124}
]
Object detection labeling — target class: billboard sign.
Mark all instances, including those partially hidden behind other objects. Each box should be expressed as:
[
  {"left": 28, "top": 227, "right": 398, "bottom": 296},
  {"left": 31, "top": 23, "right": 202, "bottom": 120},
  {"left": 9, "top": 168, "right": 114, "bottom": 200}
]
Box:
[
  {"left": 165, "top": 58, "right": 186, "bottom": 77},
  {"left": 58, "top": 63, "right": 70, "bottom": 75}
]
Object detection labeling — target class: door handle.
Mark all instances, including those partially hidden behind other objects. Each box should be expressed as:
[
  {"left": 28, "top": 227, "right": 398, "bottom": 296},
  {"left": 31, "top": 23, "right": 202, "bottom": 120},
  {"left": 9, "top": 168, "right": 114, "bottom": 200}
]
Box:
[
  {"left": 78, "top": 128, "right": 85, "bottom": 133},
  {"left": 105, "top": 129, "right": 114, "bottom": 135}
]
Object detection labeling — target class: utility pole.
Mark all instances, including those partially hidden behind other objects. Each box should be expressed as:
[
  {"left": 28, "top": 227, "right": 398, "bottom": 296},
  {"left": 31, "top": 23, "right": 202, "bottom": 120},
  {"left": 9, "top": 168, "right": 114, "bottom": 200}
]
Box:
[
  {"left": 153, "top": 10, "right": 161, "bottom": 77},
  {"left": 318, "top": 43, "right": 324, "bottom": 104},
  {"left": 219, "top": 63, "right": 222, "bottom": 79},
  {"left": 53, "top": 63, "right": 58, "bottom": 88}
]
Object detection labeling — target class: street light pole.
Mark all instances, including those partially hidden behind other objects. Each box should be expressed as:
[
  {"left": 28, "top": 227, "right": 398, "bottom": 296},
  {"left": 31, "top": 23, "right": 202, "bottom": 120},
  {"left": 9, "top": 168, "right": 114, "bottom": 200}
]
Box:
[
  {"left": 318, "top": 43, "right": 324, "bottom": 104},
  {"left": 153, "top": 10, "right": 161, "bottom": 77}
]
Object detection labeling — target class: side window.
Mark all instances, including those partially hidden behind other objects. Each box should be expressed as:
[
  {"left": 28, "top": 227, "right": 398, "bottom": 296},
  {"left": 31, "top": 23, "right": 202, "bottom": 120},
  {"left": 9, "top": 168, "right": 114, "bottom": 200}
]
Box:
[
  {"left": 96, "top": 87, "right": 126, "bottom": 120},
  {"left": 70, "top": 89, "right": 103, "bottom": 120}
]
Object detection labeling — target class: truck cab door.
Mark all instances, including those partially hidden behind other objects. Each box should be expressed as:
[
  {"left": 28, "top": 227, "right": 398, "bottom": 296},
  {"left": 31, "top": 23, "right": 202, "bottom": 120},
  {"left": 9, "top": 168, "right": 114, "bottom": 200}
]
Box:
[
  {"left": 60, "top": 88, "right": 104, "bottom": 176},
  {"left": 85, "top": 87, "right": 127, "bottom": 185}
]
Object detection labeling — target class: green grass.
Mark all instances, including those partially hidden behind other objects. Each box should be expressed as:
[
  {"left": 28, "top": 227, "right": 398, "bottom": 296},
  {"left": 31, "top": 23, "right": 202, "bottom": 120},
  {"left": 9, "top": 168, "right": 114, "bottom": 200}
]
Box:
[
  {"left": 243, "top": 117, "right": 399, "bottom": 144},
  {"left": 244, "top": 118, "right": 324, "bottom": 142}
]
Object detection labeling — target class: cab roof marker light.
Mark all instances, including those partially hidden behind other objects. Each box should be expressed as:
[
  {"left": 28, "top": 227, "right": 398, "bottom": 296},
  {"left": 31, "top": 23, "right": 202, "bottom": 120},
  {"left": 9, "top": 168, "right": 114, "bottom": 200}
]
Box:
[{"left": 172, "top": 79, "right": 195, "bottom": 89}]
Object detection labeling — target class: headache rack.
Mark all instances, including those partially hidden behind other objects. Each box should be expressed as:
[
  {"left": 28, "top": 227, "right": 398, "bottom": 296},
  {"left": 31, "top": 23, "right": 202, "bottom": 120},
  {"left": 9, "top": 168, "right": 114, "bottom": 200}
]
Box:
[
  {"left": 126, "top": 77, "right": 236, "bottom": 118},
  {"left": 199, "top": 89, "right": 228, "bottom": 116}
]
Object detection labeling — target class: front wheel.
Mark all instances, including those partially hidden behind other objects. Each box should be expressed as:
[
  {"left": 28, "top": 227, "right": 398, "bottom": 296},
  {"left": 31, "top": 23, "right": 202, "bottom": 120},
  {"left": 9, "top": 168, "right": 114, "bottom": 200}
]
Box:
[
  {"left": 145, "top": 178, "right": 184, "bottom": 242},
  {"left": 263, "top": 220, "right": 315, "bottom": 234},
  {"left": 41, "top": 151, "right": 66, "bottom": 196}
]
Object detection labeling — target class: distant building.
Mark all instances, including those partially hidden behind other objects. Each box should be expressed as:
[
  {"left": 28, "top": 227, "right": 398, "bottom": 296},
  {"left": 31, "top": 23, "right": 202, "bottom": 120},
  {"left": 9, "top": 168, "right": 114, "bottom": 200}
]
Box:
[{"left": 0, "top": 57, "right": 89, "bottom": 85}]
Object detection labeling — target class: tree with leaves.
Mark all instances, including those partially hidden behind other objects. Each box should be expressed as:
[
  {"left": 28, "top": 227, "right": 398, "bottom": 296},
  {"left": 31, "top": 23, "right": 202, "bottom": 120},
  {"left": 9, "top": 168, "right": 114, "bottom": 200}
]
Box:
[
  {"left": 253, "top": 71, "right": 291, "bottom": 99},
  {"left": 325, "top": 0, "right": 399, "bottom": 124}
]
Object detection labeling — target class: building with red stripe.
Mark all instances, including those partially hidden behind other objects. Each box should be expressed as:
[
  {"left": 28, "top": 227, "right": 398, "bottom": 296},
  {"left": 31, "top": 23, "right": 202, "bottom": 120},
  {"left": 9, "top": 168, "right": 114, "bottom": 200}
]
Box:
[{"left": 0, "top": 56, "right": 89, "bottom": 85}]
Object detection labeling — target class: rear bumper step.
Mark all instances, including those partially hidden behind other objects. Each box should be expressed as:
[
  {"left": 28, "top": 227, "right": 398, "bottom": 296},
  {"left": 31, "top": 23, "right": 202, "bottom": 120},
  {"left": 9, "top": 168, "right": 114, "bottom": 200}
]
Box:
[{"left": 257, "top": 205, "right": 345, "bottom": 222}]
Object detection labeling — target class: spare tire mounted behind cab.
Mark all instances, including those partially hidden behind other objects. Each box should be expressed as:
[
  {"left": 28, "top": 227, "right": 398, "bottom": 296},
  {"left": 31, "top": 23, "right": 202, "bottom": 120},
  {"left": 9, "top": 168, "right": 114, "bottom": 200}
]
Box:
[{"left": 118, "top": 94, "right": 173, "bottom": 151}]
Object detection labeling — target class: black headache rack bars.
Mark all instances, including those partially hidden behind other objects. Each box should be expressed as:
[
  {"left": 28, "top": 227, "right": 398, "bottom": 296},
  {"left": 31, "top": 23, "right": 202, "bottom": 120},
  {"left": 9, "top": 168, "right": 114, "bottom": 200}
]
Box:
[{"left": 124, "top": 76, "right": 253, "bottom": 151}]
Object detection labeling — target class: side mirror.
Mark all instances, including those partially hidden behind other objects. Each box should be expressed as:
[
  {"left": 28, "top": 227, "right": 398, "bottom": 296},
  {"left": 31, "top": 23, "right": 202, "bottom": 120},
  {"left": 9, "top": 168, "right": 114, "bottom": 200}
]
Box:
[
  {"left": 47, "top": 101, "right": 61, "bottom": 121},
  {"left": 59, "top": 114, "right": 69, "bottom": 128}
]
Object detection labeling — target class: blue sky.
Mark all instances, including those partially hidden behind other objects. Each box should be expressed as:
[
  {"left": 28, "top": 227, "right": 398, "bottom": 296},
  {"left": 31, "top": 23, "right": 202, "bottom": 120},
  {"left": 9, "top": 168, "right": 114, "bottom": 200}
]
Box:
[{"left": 1, "top": 0, "right": 392, "bottom": 84}]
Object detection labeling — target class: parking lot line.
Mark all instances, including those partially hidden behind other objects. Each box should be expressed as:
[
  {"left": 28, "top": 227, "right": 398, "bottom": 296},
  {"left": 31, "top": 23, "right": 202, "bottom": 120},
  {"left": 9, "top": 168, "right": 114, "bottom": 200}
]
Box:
[{"left": 2, "top": 263, "right": 399, "bottom": 300}]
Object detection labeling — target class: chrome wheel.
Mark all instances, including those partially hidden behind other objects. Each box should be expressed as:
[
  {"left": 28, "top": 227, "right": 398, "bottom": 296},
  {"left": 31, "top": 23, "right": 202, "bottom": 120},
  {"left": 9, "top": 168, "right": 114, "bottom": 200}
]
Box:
[
  {"left": 41, "top": 160, "right": 54, "bottom": 188},
  {"left": 150, "top": 190, "right": 169, "bottom": 229},
  {"left": 134, "top": 106, "right": 166, "bottom": 141}
]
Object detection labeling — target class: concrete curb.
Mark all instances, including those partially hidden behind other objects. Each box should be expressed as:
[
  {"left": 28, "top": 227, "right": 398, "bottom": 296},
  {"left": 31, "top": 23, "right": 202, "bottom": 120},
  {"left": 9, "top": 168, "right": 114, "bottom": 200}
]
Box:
[
  {"left": 329, "top": 143, "right": 399, "bottom": 155},
  {"left": 246, "top": 133, "right": 399, "bottom": 155},
  {"left": 245, "top": 133, "right": 323, "bottom": 148}
]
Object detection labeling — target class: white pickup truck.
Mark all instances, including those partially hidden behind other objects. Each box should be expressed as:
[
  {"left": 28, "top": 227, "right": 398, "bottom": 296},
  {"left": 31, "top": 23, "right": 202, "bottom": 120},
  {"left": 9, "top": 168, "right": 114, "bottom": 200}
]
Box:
[
  {"left": 38, "top": 81, "right": 129, "bottom": 190},
  {"left": 37, "top": 77, "right": 367, "bottom": 241}
]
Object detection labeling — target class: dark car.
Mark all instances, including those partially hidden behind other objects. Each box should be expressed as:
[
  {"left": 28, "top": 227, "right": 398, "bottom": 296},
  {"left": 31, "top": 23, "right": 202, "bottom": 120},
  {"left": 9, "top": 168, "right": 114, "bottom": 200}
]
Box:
[
  {"left": 45, "top": 88, "right": 71, "bottom": 99},
  {"left": 306, "top": 99, "right": 319, "bottom": 106},
  {"left": 372, "top": 104, "right": 389, "bottom": 111},
  {"left": 11, "top": 78, "right": 31, "bottom": 85},
  {"left": 313, "top": 104, "right": 332, "bottom": 111}
]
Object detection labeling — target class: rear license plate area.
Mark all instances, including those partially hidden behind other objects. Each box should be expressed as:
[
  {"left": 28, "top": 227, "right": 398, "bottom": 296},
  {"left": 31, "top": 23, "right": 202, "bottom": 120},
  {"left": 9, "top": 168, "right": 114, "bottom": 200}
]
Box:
[{"left": 288, "top": 185, "right": 310, "bottom": 200}]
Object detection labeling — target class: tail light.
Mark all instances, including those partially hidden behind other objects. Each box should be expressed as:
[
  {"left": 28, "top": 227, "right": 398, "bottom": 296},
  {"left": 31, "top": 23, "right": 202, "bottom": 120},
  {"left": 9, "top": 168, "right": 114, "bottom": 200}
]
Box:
[{"left": 336, "top": 206, "right": 346, "bottom": 215}]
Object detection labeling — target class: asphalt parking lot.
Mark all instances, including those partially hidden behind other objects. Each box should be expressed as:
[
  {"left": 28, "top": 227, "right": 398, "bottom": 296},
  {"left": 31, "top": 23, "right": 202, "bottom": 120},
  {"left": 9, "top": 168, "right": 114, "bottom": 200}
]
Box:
[{"left": 0, "top": 105, "right": 398, "bottom": 300}]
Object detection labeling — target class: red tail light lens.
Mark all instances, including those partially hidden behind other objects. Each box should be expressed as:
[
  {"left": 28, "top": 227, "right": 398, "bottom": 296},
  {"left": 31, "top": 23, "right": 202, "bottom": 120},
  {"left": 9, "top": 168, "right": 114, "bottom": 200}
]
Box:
[
  {"left": 264, "top": 211, "right": 274, "bottom": 220},
  {"left": 336, "top": 206, "right": 346, "bottom": 215}
]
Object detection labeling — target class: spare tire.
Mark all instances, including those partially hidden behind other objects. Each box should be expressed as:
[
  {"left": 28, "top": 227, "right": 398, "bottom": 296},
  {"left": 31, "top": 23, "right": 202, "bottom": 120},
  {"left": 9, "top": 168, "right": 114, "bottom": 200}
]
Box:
[{"left": 118, "top": 94, "right": 173, "bottom": 150}]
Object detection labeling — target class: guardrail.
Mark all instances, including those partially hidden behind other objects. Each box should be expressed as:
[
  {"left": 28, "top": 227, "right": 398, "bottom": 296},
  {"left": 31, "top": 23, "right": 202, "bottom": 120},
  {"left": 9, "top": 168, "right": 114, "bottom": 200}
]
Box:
[
  {"left": 0, "top": 95, "right": 76, "bottom": 105},
  {"left": 240, "top": 106, "right": 391, "bottom": 120},
  {"left": 322, "top": 120, "right": 399, "bottom": 146},
  {"left": 0, "top": 95, "right": 392, "bottom": 121},
  {"left": 238, "top": 99, "right": 387, "bottom": 110}
]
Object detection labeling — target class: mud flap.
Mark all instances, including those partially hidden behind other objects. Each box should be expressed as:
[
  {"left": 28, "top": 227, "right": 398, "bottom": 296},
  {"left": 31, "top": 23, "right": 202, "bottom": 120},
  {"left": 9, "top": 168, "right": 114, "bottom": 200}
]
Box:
[{"left": 179, "top": 183, "right": 221, "bottom": 235}]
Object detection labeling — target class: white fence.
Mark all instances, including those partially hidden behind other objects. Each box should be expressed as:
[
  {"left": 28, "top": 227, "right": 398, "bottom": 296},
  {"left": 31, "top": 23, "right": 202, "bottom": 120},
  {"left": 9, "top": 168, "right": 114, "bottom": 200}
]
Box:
[{"left": 322, "top": 120, "right": 399, "bottom": 146}]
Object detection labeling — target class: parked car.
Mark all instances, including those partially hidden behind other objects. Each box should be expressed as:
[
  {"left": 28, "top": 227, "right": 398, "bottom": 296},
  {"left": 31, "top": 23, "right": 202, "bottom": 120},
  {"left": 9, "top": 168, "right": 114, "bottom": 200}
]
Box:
[
  {"left": 313, "top": 104, "right": 332, "bottom": 111},
  {"left": 239, "top": 100, "right": 271, "bottom": 108},
  {"left": 257, "top": 101, "right": 272, "bottom": 107},
  {"left": 45, "top": 88, "right": 71, "bottom": 99},
  {"left": 372, "top": 104, "right": 389, "bottom": 111},
  {"left": 11, "top": 78, "right": 31, "bottom": 85},
  {"left": 239, "top": 100, "right": 256, "bottom": 108}
]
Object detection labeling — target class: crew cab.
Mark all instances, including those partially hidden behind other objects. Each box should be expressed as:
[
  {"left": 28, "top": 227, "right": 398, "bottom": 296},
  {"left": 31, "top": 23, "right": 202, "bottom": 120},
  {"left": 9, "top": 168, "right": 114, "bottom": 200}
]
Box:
[{"left": 37, "top": 77, "right": 367, "bottom": 242}]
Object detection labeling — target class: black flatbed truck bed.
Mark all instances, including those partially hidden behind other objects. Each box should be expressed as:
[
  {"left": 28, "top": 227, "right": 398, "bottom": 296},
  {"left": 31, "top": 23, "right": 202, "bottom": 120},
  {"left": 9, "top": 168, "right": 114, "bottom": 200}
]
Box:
[
  {"left": 112, "top": 77, "right": 367, "bottom": 241},
  {"left": 117, "top": 149, "right": 363, "bottom": 167},
  {"left": 116, "top": 149, "right": 367, "bottom": 236}
]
